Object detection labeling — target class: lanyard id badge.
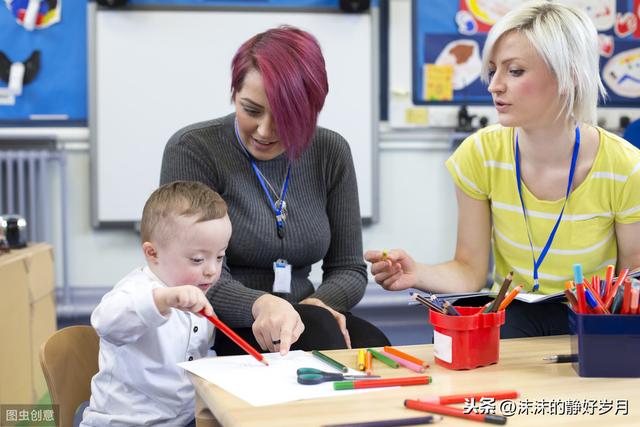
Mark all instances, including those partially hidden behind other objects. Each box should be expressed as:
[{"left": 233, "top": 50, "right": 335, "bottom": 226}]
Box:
[{"left": 273, "top": 259, "right": 292, "bottom": 293}]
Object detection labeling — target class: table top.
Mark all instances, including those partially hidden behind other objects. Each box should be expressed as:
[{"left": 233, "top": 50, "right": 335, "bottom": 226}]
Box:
[{"left": 189, "top": 336, "right": 640, "bottom": 427}]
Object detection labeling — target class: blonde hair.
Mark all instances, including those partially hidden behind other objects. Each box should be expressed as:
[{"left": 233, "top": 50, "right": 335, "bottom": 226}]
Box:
[
  {"left": 141, "top": 181, "right": 227, "bottom": 243},
  {"left": 481, "top": 1, "right": 606, "bottom": 124}
]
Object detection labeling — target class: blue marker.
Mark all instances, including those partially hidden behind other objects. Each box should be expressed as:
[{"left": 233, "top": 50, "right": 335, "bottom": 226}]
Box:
[
  {"left": 584, "top": 289, "right": 598, "bottom": 309},
  {"left": 573, "top": 264, "right": 584, "bottom": 286}
]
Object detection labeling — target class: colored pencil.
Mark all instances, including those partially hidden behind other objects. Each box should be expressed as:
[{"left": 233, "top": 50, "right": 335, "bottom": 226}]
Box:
[
  {"left": 405, "top": 399, "right": 507, "bottom": 424},
  {"left": 486, "top": 271, "right": 513, "bottom": 313},
  {"left": 416, "top": 390, "right": 519, "bottom": 405},
  {"left": 198, "top": 309, "right": 268, "bottom": 366},
  {"left": 312, "top": 350, "right": 349, "bottom": 373},
  {"left": 334, "top": 376, "right": 431, "bottom": 390},
  {"left": 383, "top": 346, "right": 429, "bottom": 368},
  {"left": 497, "top": 284, "right": 523, "bottom": 311}
]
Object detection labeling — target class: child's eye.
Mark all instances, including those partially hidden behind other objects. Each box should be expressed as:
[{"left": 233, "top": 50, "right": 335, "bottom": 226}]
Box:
[
  {"left": 217, "top": 255, "right": 224, "bottom": 262},
  {"left": 190, "top": 258, "right": 204, "bottom": 264}
]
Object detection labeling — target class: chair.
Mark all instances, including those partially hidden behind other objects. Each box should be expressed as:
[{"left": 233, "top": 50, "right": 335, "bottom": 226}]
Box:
[
  {"left": 623, "top": 119, "right": 640, "bottom": 149},
  {"left": 40, "top": 326, "right": 99, "bottom": 427}
]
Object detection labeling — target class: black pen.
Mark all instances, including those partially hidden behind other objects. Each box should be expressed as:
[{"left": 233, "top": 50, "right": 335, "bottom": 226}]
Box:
[{"left": 543, "top": 354, "right": 578, "bottom": 363}]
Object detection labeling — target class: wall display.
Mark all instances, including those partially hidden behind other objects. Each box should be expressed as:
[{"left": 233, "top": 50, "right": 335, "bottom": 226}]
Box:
[
  {"left": 413, "top": 0, "right": 640, "bottom": 106},
  {"left": 0, "top": 0, "right": 85, "bottom": 123}
]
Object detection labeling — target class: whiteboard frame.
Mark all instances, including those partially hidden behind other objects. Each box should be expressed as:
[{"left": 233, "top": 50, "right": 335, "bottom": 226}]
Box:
[{"left": 89, "top": 3, "right": 379, "bottom": 227}]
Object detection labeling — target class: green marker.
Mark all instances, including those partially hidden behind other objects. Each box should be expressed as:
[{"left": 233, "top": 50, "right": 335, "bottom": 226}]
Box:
[
  {"left": 367, "top": 348, "right": 399, "bottom": 368},
  {"left": 311, "top": 350, "right": 348, "bottom": 373}
]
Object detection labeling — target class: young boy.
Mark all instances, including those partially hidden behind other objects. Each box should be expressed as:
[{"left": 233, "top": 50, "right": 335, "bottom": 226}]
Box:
[{"left": 81, "top": 181, "right": 232, "bottom": 427}]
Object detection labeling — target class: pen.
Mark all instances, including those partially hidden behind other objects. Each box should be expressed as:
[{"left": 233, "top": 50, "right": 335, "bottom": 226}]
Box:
[
  {"left": 416, "top": 390, "right": 519, "bottom": 405},
  {"left": 198, "top": 309, "right": 268, "bottom": 366},
  {"left": 380, "top": 350, "right": 426, "bottom": 373},
  {"left": 322, "top": 415, "right": 442, "bottom": 427},
  {"left": 334, "top": 376, "right": 431, "bottom": 390},
  {"left": 312, "top": 350, "right": 349, "bottom": 373},
  {"left": 357, "top": 349, "right": 366, "bottom": 371},
  {"left": 383, "top": 346, "right": 429, "bottom": 368},
  {"left": 405, "top": 399, "right": 507, "bottom": 425},
  {"left": 543, "top": 354, "right": 577, "bottom": 363},
  {"left": 367, "top": 348, "right": 399, "bottom": 368}
]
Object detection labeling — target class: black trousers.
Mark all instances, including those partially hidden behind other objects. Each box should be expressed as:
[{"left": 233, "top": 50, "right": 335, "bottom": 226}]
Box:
[
  {"left": 453, "top": 296, "right": 570, "bottom": 339},
  {"left": 214, "top": 304, "right": 390, "bottom": 355}
]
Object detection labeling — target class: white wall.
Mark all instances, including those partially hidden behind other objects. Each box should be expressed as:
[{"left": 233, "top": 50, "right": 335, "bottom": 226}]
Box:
[{"left": 6, "top": 0, "right": 640, "bottom": 298}]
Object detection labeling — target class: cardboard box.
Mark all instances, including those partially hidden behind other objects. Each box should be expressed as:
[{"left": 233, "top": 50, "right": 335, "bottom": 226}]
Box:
[{"left": 0, "top": 243, "right": 56, "bottom": 403}]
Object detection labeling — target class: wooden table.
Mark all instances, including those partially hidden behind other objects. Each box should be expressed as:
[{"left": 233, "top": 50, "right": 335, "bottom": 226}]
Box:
[{"left": 189, "top": 336, "right": 640, "bottom": 427}]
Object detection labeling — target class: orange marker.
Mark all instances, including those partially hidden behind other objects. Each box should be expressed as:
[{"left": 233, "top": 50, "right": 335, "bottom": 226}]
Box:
[
  {"left": 498, "top": 285, "right": 523, "bottom": 311},
  {"left": 364, "top": 350, "right": 373, "bottom": 375},
  {"left": 383, "top": 346, "right": 429, "bottom": 369},
  {"left": 604, "top": 265, "right": 615, "bottom": 298}
]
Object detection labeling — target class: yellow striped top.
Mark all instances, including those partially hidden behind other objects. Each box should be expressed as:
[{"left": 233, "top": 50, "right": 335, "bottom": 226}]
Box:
[{"left": 445, "top": 125, "right": 640, "bottom": 294}]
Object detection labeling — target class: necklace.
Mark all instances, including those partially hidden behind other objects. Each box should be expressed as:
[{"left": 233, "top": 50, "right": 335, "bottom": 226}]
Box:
[{"left": 254, "top": 168, "right": 288, "bottom": 221}]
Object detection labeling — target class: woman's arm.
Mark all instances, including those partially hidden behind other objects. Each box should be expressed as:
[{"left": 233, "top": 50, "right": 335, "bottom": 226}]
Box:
[
  {"left": 366, "top": 187, "right": 491, "bottom": 293},
  {"left": 615, "top": 221, "right": 640, "bottom": 271},
  {"left": 304, "top": 135, "right": 368, "bottom": 313}
]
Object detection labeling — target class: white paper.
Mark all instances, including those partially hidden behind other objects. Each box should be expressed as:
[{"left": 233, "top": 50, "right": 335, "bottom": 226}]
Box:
[{"left": 179, "top": 350, "right": 378, "bottom": 407}]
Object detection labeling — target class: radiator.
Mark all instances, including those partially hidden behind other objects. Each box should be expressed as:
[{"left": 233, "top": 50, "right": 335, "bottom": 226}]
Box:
[{"left": 0, "top": 149, "right": 62, "bottom": 243}]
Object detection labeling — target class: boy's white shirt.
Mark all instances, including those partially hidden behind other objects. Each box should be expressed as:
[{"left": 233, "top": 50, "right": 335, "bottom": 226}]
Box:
[{"left": 81, "top": 266, "right": 214, "bottom": 427}]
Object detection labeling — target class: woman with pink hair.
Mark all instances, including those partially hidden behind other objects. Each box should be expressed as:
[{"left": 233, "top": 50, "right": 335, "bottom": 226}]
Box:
[{"left": 161, "top": 26, "right": 389, "bottom": 356}]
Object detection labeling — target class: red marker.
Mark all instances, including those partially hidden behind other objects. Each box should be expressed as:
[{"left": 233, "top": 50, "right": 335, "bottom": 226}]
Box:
[
  {"left": 405, "top": 399, "right": 507, "bottom": 424},
  {"left": 605, "top": 268, "right": 629, "bottom": 310},
  {"left": 334, "top": 376, "right": 431, "bottom": 390},
  {"left": 198, "top": 309, "right": 269, "bottom": 366},
  {"left": 416, "top": 390, "right": 519, "bottom": 405}
]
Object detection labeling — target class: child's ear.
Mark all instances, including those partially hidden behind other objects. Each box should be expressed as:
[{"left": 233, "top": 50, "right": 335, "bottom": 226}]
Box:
[{"left": 142, "top": 242, "right": 159, "bottom": 263}]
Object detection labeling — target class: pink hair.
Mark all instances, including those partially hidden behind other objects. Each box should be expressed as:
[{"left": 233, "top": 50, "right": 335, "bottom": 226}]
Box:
[{"left": 231, "top": 26, "right": 329, "bottom": 160}]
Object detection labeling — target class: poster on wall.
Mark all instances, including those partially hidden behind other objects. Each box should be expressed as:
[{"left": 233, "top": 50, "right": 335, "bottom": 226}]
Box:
[
  {"left": 413, "top": 0, "right": 640, "bottom": 106},
  {"left": 0, "top": 0, "right": 86, "bottom": 124}
]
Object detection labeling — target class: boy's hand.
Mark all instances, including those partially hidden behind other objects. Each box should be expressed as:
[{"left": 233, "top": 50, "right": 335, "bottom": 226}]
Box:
[{"left": 153, "top": 286, "right": 214, "bottom": 317}]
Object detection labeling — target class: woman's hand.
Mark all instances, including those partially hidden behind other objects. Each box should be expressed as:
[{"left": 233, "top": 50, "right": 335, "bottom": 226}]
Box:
[
  {"left": 251, "top": 294, "right": 305, "bottom": 355},
  {"left": 299, "top": 297, "right": 352, "bottom": 349},
  {"left": 364, "top": 249, "right": 419, "bottom": 291}
]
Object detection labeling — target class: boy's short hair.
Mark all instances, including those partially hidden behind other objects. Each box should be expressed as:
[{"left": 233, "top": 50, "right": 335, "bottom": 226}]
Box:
[
  {"left": 480, "top": 0, "right": 606, "bottom": 125},
  {"left": 140, "top": 181, "right": 227, "bottom": 243}
]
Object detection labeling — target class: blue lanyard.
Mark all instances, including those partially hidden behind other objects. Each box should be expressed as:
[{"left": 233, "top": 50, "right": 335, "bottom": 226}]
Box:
[
  {"left": 234, "top": 118, "right": 291, "bottom": 238},
  {"left": 514, "top": 127, "right": 580, "bottom": 292}
]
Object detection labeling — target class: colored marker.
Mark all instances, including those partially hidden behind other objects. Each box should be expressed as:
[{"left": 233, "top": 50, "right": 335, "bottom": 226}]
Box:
[
  {"left": 357, "top": 349, "right": 366, "bottom": 371},
  {"left": 367, "top": 348, "right": 399, "bottom": 368},
  {"left": 198, "top": 309, "right": 268, "bottom": 366},
  {"left": 497, "top": 284, "right": 523, "bottom": 311},
  {"left": 573, "top": 264, "right": 583, "bottom": 288},
  {"left": 312, "top": 350, "right": 348, "bottom": 373},
  {"left": 380, "top": 350, "right": 425, "bottom": 373},
  {"left": 381, "top": 250, "right": 388, "bottom": 262},
  {"left": 416, "top": 390, "right": 519, "bottom": 405},
  {"left": 365, "top": 350, "right": 374, "bottom": 376},
  {"left": 604, "top": 264, "right": 615, "bottom": 297},
  {"left": 564, "top": 289, "right": 578, "bottom": 311},
  {"left": 334, "top": 376, "right": 431, "bottom": 390},
  {"left": 582, "top": 281, "right": 609, "bottom": 314},
  {"left": 630, "top": 288, "right": 639, "bottom": 315},
  {"left": 605, "top": 268, "right": 629, "bottom": 309},
  {"left": 383, "top": 346, "right": 429, "bottom": 368},
  {"left": 575, "top": 282, "right": 587, "bottom": 314},
  {"left": 622, "top": 277, "right": 633, "bottom": 314},
  {"left": 322, "top": 415, "right": 442, "bottom": 427},
  {"left": 405, "top": 399, "right": 507, "bottom": 425}
]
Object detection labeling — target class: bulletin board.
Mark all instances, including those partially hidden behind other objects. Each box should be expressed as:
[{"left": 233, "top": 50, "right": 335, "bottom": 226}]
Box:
[
  {"left": 413, "top": 0, "right": 640, "bottom": 106},
  {"left": 91, "top": 1, "right": 377, "bottom": 224},
  {"left": 0, "top": 1, "right": 87, "bottom": 124}
]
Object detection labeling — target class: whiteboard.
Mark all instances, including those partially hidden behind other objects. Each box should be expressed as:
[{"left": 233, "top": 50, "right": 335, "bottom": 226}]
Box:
[{"left": 90, "top": 6, "right": 375, "bottom": 225}]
